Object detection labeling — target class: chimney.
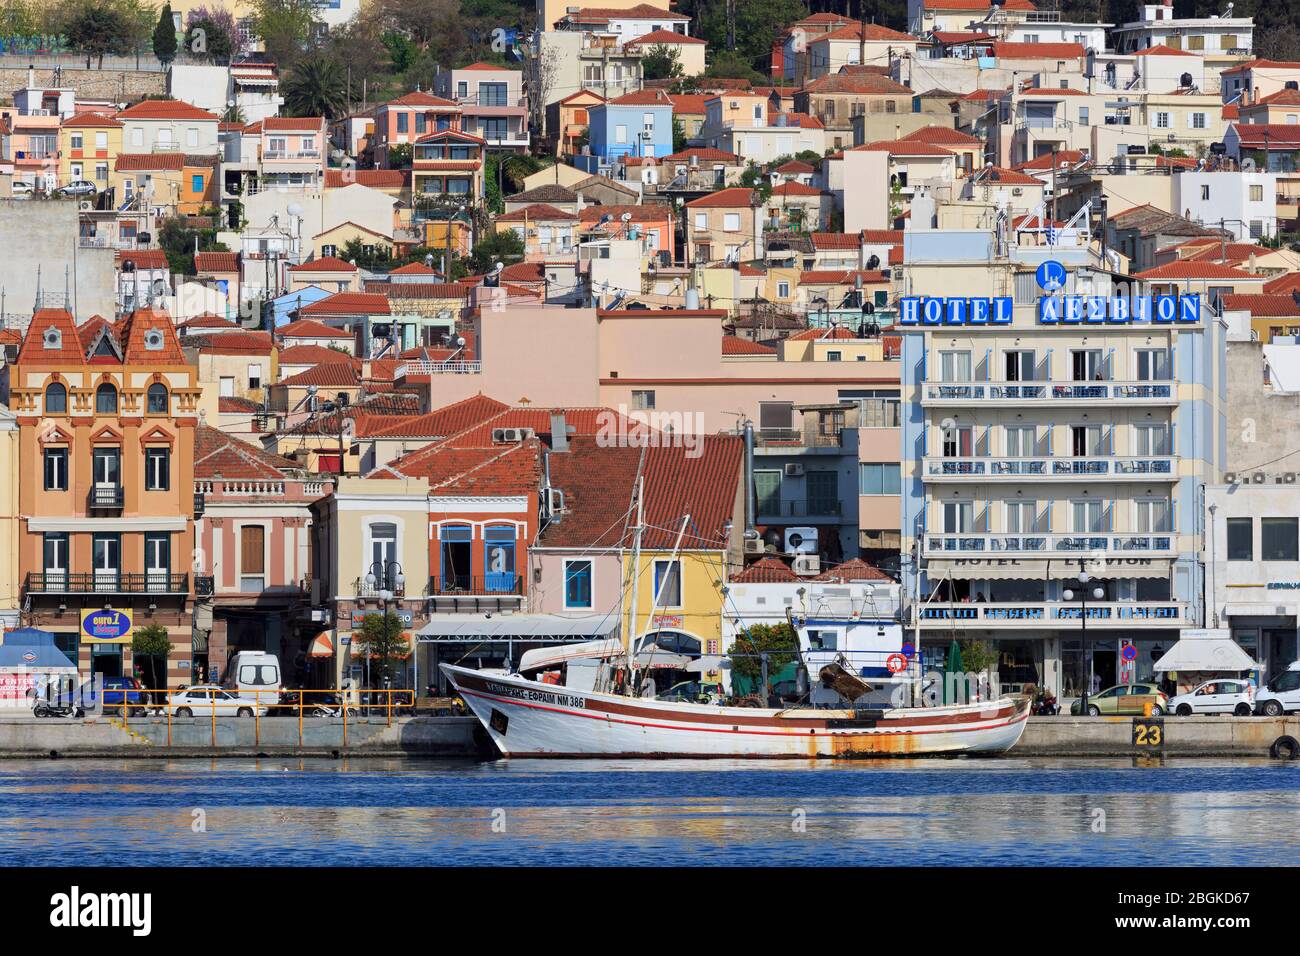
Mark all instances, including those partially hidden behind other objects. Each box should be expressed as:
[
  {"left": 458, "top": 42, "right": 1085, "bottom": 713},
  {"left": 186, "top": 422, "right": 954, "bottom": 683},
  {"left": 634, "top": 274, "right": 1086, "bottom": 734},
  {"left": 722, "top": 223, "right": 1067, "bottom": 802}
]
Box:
[{"left": 550, "top": 412, "right": 570, "bottom": 452}]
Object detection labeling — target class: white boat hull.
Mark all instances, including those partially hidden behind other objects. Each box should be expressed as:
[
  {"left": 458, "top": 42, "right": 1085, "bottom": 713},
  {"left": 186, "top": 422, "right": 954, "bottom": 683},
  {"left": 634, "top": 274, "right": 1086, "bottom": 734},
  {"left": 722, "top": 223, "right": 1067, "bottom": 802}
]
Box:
[{"left": 441, "top": 664, "right": 1030, "bottom": 758}]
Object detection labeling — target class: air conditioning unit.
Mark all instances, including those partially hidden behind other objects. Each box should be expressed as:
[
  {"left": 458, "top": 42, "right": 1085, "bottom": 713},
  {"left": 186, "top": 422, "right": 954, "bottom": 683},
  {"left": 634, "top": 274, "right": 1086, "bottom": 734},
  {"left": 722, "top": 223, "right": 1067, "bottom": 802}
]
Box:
[
  {"left": 792, "top": 554, "right": 821, "bottom": 576},
  {"left": 785, "top": 526, "right": 818, "bottom": 555},
  {"left": 548, "top": 487, "right": 566, "bottom": 514},
  {"left": 743, "top": 538, "right": 765, "bottom": 555},
  {"left": 1224, "top": 472, "right": 1237, "bottom": 484},
  {"left": 783, "top": 462, "right": 804, "bottom": 477},
  {"left": 1253, "top": 472, "right": 1267, "bottom": 484},
  {"left": 1283, "top": 472, "right": 1298, "bottom": 484},
  {"left": 1167, "top": 133, "right": 1177, "bottom": 142},
  {"left": 492, "top": 427, "right": 534, "bottom": 443},
  {"left": 1011, "top": 187, "right": 1023, "bottom": 196}
]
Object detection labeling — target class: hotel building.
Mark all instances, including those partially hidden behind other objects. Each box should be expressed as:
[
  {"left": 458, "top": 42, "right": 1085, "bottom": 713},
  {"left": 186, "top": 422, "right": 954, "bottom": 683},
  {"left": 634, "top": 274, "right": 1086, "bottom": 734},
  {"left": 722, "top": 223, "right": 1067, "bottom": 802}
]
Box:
[{"left": 898, "top": 207, "right": 1225, "bottom": 697}]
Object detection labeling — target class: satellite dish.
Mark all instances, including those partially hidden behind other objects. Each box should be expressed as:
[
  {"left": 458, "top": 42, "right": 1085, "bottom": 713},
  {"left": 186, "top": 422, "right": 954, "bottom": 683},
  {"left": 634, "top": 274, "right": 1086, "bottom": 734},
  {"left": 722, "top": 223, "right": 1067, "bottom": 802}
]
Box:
[
  {"left": 286, "top": 202, "right": 304, "bottom": 217},
  {"left": 1242, "top": 158, "right": 1256, "bottom": 171},
  {"left": 621, "top": 212, "right": 632, "bottom": 222},
  {"left": 456, "top": 336, "right": 466, "bottom": 347}
]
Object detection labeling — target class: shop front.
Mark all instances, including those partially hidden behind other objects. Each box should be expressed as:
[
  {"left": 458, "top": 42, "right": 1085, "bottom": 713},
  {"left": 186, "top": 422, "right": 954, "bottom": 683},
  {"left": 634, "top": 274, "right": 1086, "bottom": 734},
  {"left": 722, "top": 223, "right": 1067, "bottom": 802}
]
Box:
[{"left": 77, "top": 607, "right": 134, "bottom": 682}]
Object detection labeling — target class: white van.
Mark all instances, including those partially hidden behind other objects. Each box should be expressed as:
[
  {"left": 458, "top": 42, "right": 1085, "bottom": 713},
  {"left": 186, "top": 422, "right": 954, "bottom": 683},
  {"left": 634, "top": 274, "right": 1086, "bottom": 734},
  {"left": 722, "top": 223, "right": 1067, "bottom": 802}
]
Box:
[
  {"left": 1255, "top": 660, "right": 1300, "bottom": 716},
  {"left": 222, "top": 652, "right": 282, "bottom": 705}
]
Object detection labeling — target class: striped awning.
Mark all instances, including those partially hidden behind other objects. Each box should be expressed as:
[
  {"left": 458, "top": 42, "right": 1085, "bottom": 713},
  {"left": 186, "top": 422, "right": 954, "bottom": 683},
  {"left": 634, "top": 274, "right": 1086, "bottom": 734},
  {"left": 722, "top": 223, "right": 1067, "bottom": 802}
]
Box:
[{"left": 307, "top": 631, "right": 335, "bottom": 658}]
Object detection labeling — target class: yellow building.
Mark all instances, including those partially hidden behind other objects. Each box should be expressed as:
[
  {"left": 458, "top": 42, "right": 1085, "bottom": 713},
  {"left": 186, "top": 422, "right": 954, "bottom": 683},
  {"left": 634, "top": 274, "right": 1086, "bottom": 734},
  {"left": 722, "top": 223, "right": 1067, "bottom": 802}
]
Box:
[
  {"left": 59, "top": 113, "right": 123, "bottom": 193},
  {"left": 619, "top": 437, "right": 745, "bottom": 660}
]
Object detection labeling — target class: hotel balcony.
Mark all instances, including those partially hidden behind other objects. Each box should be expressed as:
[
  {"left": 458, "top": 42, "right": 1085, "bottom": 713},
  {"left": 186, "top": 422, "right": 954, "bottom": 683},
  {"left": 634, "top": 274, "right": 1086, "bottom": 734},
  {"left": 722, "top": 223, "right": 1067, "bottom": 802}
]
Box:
[
  {"left": 921, "top": 381, "right": 1177, "bottom": 407},
  {"left": 88, "top": 485, "right": 125, "bottom": 510},
  {"left": 922, "top": 533, "right": 1175, "bottom": 558},
  {"left": 25, "top": 572, "right": 190, "bottom": 595},
  {"left": 914, "top": 601, "right": 1192, "bottom": 629},
  {"left": 922, "top": 456, "right": 1177, "bottom": 482}
]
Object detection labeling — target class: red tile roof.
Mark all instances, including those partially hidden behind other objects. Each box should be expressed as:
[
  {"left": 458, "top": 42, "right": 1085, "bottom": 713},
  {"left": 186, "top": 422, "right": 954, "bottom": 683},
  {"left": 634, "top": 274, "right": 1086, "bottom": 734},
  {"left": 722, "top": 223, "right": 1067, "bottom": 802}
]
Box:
[
  {"left": 731, "top": 556, "right": 800, "bottom": 582},
  {"left": 638, "top": 436, "right": 743, "bottom": 549},
  {"left": 797, "top": 269, "right": 889, "bottom": 286},
  {"left": 771, "top": 181, "right": 822, "bottom": 197},
  {"left": 922, "top": 0, "right": 1034, "bottom": 8},
  {"left": 979, "top": 166, "right": 1043, "bottom": 185},
  {"left": 686, "top": 186, "right": 760, "bottom": 208},
  {"left": 861, "top": 229, "right": 903, "bottom": 244},
  {"left": 182, "top": 331, "right": 274, "bottom": 354},
  {"left": 625, "top": 29, "right": 706, "bottom": 45},
  {"left": 606, "top": 88, "right": 674, "bottom": 106},
  {"left": 179, "top": 313, "right": 240, "bottom": 331},
  {"left": 289, "top": 256, "right": 358, "bottom": 273},
  {"left": 299, "top": 291, "right": 390, "bottom": 315},
  {"left": 194, "top": 251, "right": 238, "bottom": 273},
  {"left": 815, "top": 558, "right": 891, "bottom": 582},
  {"left": 386, "top": 91, "right": 459, "bottom": 108},
  {"left": 816, "top": 23, "right": 914, "bottom": 43},
  {"left": 666, "top": 94, "right": 712, "bottom": 115},
  {"left": 775, "top": 160, "right": 816, "bottom": 174},
  {"left": 370, "top": 394, "right": 510, "bottom": 439},
  {"left": 898, "top": 125, "right": 983, "bottom": 146},
  {"left": 788, "top": 325, "right": 860, "bottom": 341},
  {"left": 115, "top": 152, "right": 185, "bottom": 171},
  {"left": 388, "top": 261, "right": 440, "bottom": 276},
  {"left": 1013, "top": 148, "right": 1086, "bottom": 171},
  {"left": 262, "top": 116, "right": 324, "bottom": 131},
  {"left": 116, "top": 249, "right": 170, "bottom": 269},
  {"left": 1133, "top": 43, "right": 1196, "bottom": 57},
  {"left": 1265, "top": 273, "right": 1300, "bottom": 294},
  {"left": 63, "top": 112, "right": 122, "bottom": 128},
  {"left": 278, "top": 318, "right": 355, "bottom": 339},
  {"left": 1133, "top": 261, "right": 1257, "bottom": 280},
  {"left": 536, "top": 437, "right": 642, "bottom": 549},
  {"left": 278, "top": 343, "right": 355, "bottom": 365},
  {"left": 1222, "top": 58, "right": 1300, "bottom": 74},
  {"left": 854, "top": 139, "right": 956, "bottom": 157},
  {"left": 195, "top": 424, "right": 300, "bottom": 481},
  {"left": 118, "top": 99, "right": 220, "bottom": 121},
  {"left": 811, "top": 232, "right": 860, "bottom": 249},
  {"left": 18, "top": 309, "right": 83, "bottom": 365},
  {"left": 1231, "top": 123, "right": 1300, "bottom": 148},
  {"left": 1220, "top": 293, "right": 1300, "bottom": 316},
  {"left": 278, "top": 363, "right": 364, "bottom": 388},
  {"left": 722, "top": 335, "right": 776, "bottom": 355},
  {"left": 496, "top": 202, "right": 579, "bottom": 222}
]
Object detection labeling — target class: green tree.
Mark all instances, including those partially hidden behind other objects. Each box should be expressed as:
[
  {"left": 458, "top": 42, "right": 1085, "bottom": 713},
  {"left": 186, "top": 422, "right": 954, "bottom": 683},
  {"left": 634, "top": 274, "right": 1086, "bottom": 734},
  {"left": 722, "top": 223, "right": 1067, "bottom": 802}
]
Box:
[
  {"left": 153, "top": 3, "right": 177, "bottom": 63},
  {"left": 354, "top": 611, "right": 410, "bottom": 685},
  {"left": 386, "top": 142, "right": 412, "bottom": 168},
  {"left": 466, "top": 228, "right": 524, "bottom": 274},
  {"left": 159, "top": 214, "right": 228, "bottom": 275},
  {"left": 672, "top": 116, "right": 688, "bottom": 153},
  {"left": 249, "top": 0, "right": 321, "bottom": 68},
  {"left": 132, "top": 622, "right": 171, "bottom": 692},
  {"left": 703, "top": 49, "right": 766, "bottom": 84},
  {"left": 62, "top": 0, "right": 138, "bottom": 68},
  {"left": 283, "top": 55, "right": 349, "bottom": 119},
  {"left": 686, "top": 0, "right": 808, "bottom": 70},
  {"left": 739, "top": 162, "right": 772, "bottom": 202},
  {"left": 728, "top": 622, "right": 799, "bottom": 687},
  {"left": 340, "top": 236, "right": 394, "bottom": 271},
  {"left": 959, "top": 640, "right": 999, "bottom": 675},
  {"left": 642, "top": 43, "right": 683, "bottom": 81},
  {"left": 184, "top": 5, "right": 238, "bottom": 62}
]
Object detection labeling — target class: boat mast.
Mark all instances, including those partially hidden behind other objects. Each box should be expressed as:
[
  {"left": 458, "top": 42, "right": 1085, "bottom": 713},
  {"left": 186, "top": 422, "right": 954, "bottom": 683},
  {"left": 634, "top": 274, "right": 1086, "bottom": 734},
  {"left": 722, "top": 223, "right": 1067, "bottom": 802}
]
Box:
[
  {"left": 912, "top": 533, "right": 922, "bottom": 707},
  {"left": 623, "top": 476, "right": 645, "bottom": 686},
  {"left": 629, "top": 513, "right": 690, "bottom": 687}
]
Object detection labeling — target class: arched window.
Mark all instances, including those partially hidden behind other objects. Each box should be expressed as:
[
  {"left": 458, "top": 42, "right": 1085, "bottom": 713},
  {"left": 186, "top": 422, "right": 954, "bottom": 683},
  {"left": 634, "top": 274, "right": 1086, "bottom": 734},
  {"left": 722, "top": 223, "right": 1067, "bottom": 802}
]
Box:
[
  {"left": 95, "top": 383, "right": 118, "bottom": 414},
  {"left": 146, "top": 383, "right": 168, "bottom": 415},
  {"left": 44, "top": 382, "right": 67, "bottom": 414}
]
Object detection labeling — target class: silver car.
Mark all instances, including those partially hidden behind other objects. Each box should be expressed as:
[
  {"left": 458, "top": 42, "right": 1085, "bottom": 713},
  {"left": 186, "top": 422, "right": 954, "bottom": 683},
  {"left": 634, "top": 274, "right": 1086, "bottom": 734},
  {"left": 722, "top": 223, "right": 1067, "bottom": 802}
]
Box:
[{"left": 1167, "top": 679, "right": 1255, "bottom": 716}]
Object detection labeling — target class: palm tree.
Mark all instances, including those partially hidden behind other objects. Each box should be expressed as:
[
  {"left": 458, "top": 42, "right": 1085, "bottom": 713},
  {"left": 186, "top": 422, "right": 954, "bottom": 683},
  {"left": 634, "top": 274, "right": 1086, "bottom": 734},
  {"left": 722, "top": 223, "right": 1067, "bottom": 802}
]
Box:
[{"left": 283, "top": 56, "right": 349, "bottom": 120}]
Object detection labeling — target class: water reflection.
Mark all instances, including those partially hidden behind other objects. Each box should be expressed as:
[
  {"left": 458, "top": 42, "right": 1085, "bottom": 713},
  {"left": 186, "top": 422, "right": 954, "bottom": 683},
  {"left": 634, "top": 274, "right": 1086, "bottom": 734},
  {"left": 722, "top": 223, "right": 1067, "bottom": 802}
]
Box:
[{"left": 0, "top": 757, "right": 1297, "bottom": 866}]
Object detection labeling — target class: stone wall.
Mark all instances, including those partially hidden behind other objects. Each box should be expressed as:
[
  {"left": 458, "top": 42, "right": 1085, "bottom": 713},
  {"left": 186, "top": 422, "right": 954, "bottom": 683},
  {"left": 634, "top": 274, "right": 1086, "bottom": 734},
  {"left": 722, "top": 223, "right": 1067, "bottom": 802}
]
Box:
[{"left": 0, "top": 66, "right": 164, "bottom": 101}]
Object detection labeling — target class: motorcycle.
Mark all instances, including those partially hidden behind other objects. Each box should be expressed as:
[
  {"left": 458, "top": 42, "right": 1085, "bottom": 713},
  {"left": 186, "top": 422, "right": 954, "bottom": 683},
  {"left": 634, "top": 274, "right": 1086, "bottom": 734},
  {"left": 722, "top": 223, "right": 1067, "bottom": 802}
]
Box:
[
  {"left": 32, "top": 698, "right": 83, "bottom": 719},
  {"left": 1032, "top": 687, "right": 1060, "bottom": 716}
]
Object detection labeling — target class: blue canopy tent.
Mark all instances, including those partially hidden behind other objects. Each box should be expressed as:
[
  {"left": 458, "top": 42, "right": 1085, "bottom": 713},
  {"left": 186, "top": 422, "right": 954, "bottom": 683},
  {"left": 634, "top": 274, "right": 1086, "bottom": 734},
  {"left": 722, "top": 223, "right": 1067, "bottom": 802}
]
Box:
[{"left": 0, "top": 628, "right": 77, "bottom": 708}]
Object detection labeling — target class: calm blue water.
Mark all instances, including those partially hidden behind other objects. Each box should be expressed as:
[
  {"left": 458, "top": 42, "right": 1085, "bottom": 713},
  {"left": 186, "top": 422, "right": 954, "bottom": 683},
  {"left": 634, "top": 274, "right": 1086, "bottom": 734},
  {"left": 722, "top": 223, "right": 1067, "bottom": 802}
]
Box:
[{"left": 1, "top": 756, "right": 1297, "bottom": 866}]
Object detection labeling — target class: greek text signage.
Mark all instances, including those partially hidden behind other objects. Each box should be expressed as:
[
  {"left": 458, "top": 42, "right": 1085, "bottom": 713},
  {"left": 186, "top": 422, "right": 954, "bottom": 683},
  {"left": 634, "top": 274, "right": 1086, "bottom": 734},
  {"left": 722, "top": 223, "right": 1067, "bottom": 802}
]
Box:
[{"left": 898, "top": 294, "right": 1200, "bottom": 326}]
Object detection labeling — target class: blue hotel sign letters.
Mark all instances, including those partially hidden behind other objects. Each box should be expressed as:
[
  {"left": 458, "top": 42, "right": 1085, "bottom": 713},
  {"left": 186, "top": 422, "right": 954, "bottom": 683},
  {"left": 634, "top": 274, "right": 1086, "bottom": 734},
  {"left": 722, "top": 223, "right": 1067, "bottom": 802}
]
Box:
[{"left": 898, "top": 293, "right": 1200, "bottom": 326}]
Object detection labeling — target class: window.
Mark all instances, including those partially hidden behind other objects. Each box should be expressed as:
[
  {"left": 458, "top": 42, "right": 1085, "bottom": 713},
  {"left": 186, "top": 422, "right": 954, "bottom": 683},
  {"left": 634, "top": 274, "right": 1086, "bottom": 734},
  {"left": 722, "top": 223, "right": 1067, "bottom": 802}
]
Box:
[
  {"left": 1006, "top": 500, "right": 1038, "bottom": 533},
  {"left": 144, "top": 533, "right": 170, "bottom": 591},
  {"left": 93, "top": 533, "right": 119, "bottom": 588},
  {"left": 631, "top": 389, "right": 655, "bottom": 410},
  {"left": 859, "top": 463, "right": 901, "bottom": 495},
  {"left": 615, "top": 125, "right": 627, "bottom": 143},
  {"left": 145, "top": 447, "right": 170, "bottom": 491},
  {"left": 484, "top": 525, "right": 516, "bottom": 592},
  {"left": 44, "top": 448, "right": 67, "bottom": 491},
  {"left": 95, "top": 131, "right": 107, "bottom": 150},
  {"left": 1134, "top": 423, "right": 1171, "bottom": 455},
  {"left": 1201, "top": 184, "right": 1210, "bottom": 201},
  {"left": 806, "top": 470, "right": 838, "bottom": 515},
  {"left": 807, "top": 629, "right": 838, "bottom": 650},
  {"left": 564, "top": 560, "right": 593, "bottom": 609},
  {"left": 70, "top": 132, "right": 83, "bottom": 150},
  {"left": 1262, "top": 518, "right": 1299, "bottom": 561},
  {"left": 1190, "top": 112, "right": 1206, "bottom": 129},
  {"left": 45, "top": 382, "right": 67, "bottom": 413},
  {"left": 1135, "top": 348, "right": 1169, "bottom": 381},
  {"left": 241, "top": 524, "right": 266, "bottom": 592},
  {"left": 396, "top": 113, "right": 408, "bottom": 133},
  {"left": 777, "top": 281, "right": 790, "bottom": 297},
  {"left": 1005, "top": 424, "right": 1036, "bottom": 457},
  {"left": 1155, "top": 112, "right": 1170, "bottom": 128},
  {"left": 1079, "top": 107, "right": 1089, "bottom": 125},
  {"left": 754, "top": 470, "right": 781, "bottom": 516},
  {"left": 146, "top": 383, "right": 168, "bottom": 414},
  {"left": 248, "top": 363, "right": 262, "bottom": 389},
  {"left": 415, "top": 113, "right": 426, "bottom": 135},
  {"left": 43, "top": 534, "right": 67, "bottom": 583},
  {"left": 939, "top": 350, "right": 972, "bottom": 382},
  {"left": 759, "top": 401, "right": 793, "bottom": 433},
  {"left": 1226, "top": 518, "right": 1252, "bottom": 561},
  {"left": 43, "top": 328, "right": 61, "bottom": 350},
  {"left": 191, "top": 174, "right": 204, "bottom": 193},
  {"left": 723, "top": 212, "right": 741, "bottom": 232},
  {"left": 1135, "top": 498, "right": 1171, "bottom": 533},
  {"left": 219, "top": 377, "right": 235, "bottom": 397},
  {"left": 1249, "top": 184, "right": 1265, "bottom": 202},
  {"left": 95, "top": 383, "right": 118, "bottom": 414},
  {"left": 827, "top": 350, "right": 842, "bottom": 361},
  {"left": 653, "top": 559, "right": 681, "bottom": 607}
]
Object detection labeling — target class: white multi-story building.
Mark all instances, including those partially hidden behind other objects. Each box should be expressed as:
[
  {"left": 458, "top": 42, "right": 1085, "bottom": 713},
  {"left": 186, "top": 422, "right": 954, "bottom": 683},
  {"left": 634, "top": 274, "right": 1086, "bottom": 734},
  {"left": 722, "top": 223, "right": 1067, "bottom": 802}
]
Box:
[
  {"left": 897, "top": 203, "right": 1226, "bottom": 700},
  {"left": 1173, "top": 171, "right": 1279, "bottom": 241},
  {"left": 1111, "top": 2, "right": 1253, "bottom": 57}
]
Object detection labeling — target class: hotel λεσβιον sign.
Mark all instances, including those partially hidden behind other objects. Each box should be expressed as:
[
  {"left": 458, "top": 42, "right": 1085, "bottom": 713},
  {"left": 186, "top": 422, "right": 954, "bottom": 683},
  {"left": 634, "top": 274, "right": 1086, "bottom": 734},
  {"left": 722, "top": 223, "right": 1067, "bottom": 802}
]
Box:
[{"left": 898, "top": 294, "right": 1201, "bottom": 326}]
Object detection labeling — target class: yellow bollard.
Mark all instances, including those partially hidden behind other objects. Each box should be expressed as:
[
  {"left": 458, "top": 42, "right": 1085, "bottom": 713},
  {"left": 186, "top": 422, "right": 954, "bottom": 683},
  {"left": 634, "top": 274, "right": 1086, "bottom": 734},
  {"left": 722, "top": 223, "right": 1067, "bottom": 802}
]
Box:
[{"left": 1143, "top": 701, "right": 1154, "bottom": 717}]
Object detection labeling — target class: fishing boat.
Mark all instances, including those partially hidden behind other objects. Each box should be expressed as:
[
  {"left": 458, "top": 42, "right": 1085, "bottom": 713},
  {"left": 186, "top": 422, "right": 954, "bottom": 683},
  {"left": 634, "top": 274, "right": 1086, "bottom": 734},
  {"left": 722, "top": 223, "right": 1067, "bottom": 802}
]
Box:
[
  {"left": 440, "top": 660, "right": 1030, "bottom": 757},
  {"left": 441, "top": 473, "right": 1029, "bottom": 758}
]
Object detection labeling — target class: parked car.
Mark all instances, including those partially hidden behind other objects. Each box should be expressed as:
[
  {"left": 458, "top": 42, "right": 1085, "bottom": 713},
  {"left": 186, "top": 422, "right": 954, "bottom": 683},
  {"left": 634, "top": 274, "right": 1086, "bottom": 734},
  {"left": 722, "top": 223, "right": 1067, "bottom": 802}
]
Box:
[
  {"left": 1168, "top": 679, "right": 1254, "bottom": 716},
  {"left": 169, "top": 685, "right": 264, "bottom": 717},
  {"left": 1070, "top": 682, "right": 1167, "bottom": 716},
  {"left": 1255, "top": 661, "right": 1300, "bottom": 717},
  {"left": 74, "top": 676, "right": 148, "bottom": 716},
  {"left": 57, "top": 180, "right": 97, "bottom": 197},
  {"left": 10, "top": 180, "right": 33, "bottom": 196}
]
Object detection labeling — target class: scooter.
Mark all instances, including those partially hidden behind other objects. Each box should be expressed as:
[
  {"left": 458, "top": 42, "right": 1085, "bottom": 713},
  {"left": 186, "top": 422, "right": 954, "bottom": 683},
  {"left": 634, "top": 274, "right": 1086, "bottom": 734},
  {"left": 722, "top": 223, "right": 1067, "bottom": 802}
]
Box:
[{"left": 32, "top": 698, "right": 83, "bottom": 719}]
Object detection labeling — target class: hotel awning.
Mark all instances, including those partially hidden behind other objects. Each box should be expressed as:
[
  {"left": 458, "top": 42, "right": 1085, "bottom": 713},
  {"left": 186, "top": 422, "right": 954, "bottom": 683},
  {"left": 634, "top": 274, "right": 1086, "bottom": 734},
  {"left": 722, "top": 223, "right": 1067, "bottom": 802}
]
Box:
[
  {"left": 307, "top": 631, "right": 335, "bottom": 659},
  {"left": 416, "top": 613, "right": 620, "bottom": 643},
  {"left": 927, "top": 557, "right": 1171, "bottom": 581}
]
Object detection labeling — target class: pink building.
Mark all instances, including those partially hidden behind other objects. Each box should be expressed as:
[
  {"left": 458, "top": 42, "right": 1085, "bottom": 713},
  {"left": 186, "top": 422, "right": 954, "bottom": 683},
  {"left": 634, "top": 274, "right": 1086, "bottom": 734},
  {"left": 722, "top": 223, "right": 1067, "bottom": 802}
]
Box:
[
  {"left": 255, "top": 116, "right": 327, "bottom": 188},
  {"left": 192, "top": 425, "right": 331, "bottom": 685},
  {"left": 432, "top": 63, "right": 530, "bottom": 151},
  {"left": 1, "top": 105, "right": 59, "bottom": 189},
  {"left": 372, "top": 91, "right": 462, "bottom": 168}
]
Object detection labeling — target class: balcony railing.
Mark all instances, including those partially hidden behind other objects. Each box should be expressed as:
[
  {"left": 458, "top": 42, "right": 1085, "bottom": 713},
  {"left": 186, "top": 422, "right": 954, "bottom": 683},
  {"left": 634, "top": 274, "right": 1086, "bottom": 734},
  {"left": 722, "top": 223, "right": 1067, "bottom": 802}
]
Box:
[
  {"left": 923, "top": 456, "right": 1176, "bottom": 480},
  {"left": 754, "top": 427, "right": 847, "bottom": 449},
  {"left": 396, "top": 360, "right": 481, "bottom": 376},
  {"left": 922, "top": 380, "right": 1175, "bottom": 403},
  {"left": 88, "top": 485, "right": 124, "bottom": 509},
  {"left": 916, "top": 601, "right": 1189, "bottom": 627},
  {"left": 428, "top": 574, "right": 523, "bottom": 596},
  {"left": 263, "top": 150, "right": 321, "bottom": 160},
  {"left": 26, "top": 572, "right": 189, "bottom": 594},
  {"left": 923, "top": 533, "right": 1173, "bottom": 555}
]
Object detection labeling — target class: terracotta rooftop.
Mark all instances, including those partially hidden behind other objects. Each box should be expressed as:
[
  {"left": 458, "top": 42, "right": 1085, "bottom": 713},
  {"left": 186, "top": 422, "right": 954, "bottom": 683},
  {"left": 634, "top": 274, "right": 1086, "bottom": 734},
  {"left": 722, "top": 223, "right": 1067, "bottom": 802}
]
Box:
[
  {"left": 278, "top": 318, "right": 355, "bottom": 339},
  {"left": 1220, "top": 293, "right": 1300, "bottom": 316},
  {"left": 731, "top": 556, "right": 799, "bottom": 583}
]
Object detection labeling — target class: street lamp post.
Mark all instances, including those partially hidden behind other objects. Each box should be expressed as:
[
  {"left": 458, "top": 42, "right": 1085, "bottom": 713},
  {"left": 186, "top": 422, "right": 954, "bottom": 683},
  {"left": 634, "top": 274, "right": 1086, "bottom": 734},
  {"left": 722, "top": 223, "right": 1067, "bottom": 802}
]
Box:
[
  {"left": 365, "top": 560, "right": 406, "bottom": 706},
  {"left": 1063, "top": 557, "right": 1105, "bottom": 716}
]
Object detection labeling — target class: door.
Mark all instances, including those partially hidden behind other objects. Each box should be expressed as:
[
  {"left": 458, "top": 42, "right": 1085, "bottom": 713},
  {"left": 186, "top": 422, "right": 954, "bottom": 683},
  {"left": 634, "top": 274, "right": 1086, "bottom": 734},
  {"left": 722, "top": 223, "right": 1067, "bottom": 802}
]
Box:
[
  {"left": 1005, "top": 425, "right": 1035, "bottom": 458},
  {"left": 439, "top": 526, "right": 472, "bottom": 591},
  {"left": 93, "top": 534, "right": 119, "bottom": 591},
  {"left": 939, "top": 350, "right": 972, "bottom": 382},
  {"left": 1071, "top": 349, "right": 1102, "bottom": 381},
  {"left": 145, "top": 533, "right": 170, "bottom": 593},
  {"left": 92, "top": 447, "right": 120, "bottom": 505},
  {"left": 805, "top": 471, "right": 838, "bottom": 516},
  {"left": 1071, "top": 425, "right": 1102, "bottom": 457},
  {"left": 1005, "top": 349, "right": 1035, "bottom": 382},
  {"left": 483, "top": 526, "right": 517, "bottom": 592},
  {"left": 43, "top": 533, "right": 67, "bottom": 590},
  {"left": 942, "top": 425, "right": 973, "bottom": 458}
]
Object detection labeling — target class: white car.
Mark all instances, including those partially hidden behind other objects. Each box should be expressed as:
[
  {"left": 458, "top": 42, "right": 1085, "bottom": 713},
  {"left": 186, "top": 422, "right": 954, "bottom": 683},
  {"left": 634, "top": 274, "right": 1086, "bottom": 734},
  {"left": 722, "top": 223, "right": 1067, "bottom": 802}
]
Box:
[
  {"left": 10, "top": 180, "right": 33, "bottom": 196},
  {"left": 1168, "top": 679, "right": 1255, "bottom": 716},
  {"left": 169, "top": 685, "right": 265, "bottom": 717},
  {"left": 1255, "top": 662, "right": 1300, "bottom": 717}
]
